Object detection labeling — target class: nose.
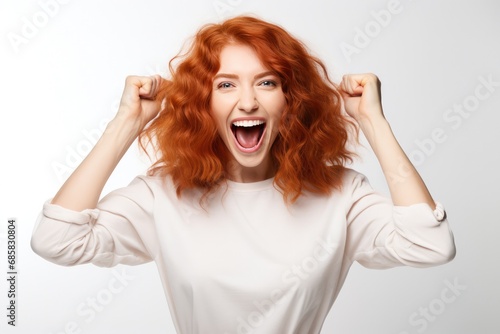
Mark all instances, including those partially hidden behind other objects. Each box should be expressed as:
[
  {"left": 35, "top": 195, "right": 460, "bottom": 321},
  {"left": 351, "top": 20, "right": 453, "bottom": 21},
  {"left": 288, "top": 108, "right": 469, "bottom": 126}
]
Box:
[{"left": 237, "top": 85, "right": 258, "bottom": 113}]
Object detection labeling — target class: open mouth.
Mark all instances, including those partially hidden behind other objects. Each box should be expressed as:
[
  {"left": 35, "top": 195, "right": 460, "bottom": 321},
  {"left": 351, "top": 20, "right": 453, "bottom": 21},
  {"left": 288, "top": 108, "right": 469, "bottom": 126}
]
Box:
[{"left": 231, "top": 119, "right": 266, "bottom": 152}]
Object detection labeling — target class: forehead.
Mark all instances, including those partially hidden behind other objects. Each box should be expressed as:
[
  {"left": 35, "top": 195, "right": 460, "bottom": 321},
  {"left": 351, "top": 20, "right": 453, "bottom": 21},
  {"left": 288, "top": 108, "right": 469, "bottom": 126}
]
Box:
[{"left": 217, "top": 44, "right": 269, "bottom": 74}]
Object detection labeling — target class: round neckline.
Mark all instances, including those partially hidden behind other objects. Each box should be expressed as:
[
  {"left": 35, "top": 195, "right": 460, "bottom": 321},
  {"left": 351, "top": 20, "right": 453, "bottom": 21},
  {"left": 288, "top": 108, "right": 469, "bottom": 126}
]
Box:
[{"left": 225, "top": 177, "right": 275, "bottom": 192}]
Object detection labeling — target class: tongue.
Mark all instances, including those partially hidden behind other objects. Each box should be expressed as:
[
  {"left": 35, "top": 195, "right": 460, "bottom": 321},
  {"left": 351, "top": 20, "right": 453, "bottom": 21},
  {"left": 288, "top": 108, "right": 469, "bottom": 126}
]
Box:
[{"left": 235, "top": 126, "right": 261, "bottom": 148}]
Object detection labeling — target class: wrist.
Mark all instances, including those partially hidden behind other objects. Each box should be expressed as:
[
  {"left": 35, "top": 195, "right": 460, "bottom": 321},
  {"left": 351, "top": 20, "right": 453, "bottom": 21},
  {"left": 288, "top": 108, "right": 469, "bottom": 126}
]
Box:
[
  {"left": 104, "top": 114, "right": 143, "bottom": 139},
  {"left": 357, "top": 113, "right": 390, "bottom": 139},
  {"left": 98, "top": 117, "right": 143, "bottom": 161}
]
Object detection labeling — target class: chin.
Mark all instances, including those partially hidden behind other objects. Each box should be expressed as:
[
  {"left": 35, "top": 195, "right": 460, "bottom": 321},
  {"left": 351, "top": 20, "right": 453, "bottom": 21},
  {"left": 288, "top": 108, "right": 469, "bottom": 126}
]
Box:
[{"left": 229, "top": 144, "right": 271, "bottom": 167}]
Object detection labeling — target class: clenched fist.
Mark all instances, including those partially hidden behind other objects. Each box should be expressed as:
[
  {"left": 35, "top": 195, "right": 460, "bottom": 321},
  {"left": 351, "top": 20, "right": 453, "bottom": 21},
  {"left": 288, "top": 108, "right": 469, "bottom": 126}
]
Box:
[{"left": 339, "top": 73, "right": 384, "bottom": 123}]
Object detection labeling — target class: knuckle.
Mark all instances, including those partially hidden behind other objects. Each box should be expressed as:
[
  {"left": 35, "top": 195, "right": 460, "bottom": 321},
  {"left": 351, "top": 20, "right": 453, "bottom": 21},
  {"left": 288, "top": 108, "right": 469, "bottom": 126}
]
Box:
[
  {"left": 368, "top": 73, "right": 379, "bottom": 81},
  {"left": 125, "top": 75, "right": 137, "bottom": 85}
]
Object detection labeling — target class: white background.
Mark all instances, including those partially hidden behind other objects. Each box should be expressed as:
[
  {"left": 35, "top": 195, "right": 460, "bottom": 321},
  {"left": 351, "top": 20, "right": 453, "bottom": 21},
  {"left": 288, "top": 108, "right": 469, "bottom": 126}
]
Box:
[{"left": 1, "top": 0, "right": 499, "bottom": 333}]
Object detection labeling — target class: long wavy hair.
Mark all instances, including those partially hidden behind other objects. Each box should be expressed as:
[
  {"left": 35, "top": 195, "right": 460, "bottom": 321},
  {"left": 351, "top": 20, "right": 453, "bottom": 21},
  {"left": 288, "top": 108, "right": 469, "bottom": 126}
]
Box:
[{"left": 139, "top": 16, "right": 357, "bottom": 204}]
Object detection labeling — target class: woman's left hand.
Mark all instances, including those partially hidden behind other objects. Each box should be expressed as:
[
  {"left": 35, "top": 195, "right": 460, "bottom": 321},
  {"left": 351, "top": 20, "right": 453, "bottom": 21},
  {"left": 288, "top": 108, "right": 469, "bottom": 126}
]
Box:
[
  {"left": 339, "top": 73, "right": 384, "bottom": 123},
  {"left": 339, "top": 73, "right": 437, "bottom": 210}
]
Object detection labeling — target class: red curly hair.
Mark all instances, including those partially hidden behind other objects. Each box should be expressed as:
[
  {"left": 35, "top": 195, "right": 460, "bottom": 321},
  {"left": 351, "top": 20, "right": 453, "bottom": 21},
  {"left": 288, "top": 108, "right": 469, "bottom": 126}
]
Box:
[{"left": 139, "top": 16, "right": 356, "bottom": 203}]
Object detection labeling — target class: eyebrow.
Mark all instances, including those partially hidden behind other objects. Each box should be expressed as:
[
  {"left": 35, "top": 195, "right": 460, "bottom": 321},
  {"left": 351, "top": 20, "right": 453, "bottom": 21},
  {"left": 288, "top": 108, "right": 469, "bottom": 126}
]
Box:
[{"left": 213, "top": 71, "right": 277, "bottom": 81}]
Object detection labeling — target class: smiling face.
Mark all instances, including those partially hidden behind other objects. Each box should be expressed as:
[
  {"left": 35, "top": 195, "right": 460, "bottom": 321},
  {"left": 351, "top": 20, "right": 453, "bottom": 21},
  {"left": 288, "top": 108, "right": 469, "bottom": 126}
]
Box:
[{"left": 211, "top": 44, "right": 286, "bottom": 182}]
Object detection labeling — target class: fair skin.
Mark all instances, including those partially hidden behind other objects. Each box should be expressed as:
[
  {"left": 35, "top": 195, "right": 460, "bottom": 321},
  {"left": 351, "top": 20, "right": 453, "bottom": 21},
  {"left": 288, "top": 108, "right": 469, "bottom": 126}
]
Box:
[
  {"left": 340, "top": 74, "right": 435, "bottom": 208},
  {"left": 211, "top": 44, "right": 286, "bottom": 183},
  {"left": 51, "top": 44, "right": 435, "bottom": 211}
]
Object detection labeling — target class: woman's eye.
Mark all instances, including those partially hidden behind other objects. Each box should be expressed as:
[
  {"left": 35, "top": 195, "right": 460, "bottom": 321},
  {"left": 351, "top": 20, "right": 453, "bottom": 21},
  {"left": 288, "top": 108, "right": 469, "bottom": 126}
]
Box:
[
  {"left": 218, "top": 82, "right": 233, "bottom": 89},
  {"left": 260, "top": 80, "right": 276, "bottom": 87}
]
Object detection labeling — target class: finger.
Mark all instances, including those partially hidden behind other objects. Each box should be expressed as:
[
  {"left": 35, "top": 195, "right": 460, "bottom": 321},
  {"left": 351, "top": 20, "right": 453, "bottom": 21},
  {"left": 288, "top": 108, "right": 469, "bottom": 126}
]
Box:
[
  {"left": 138, "top": 77, "right": 154, "bottom": 99},
  {"left": 355, "top": 73, "right": 382, "bottom": 101},
  {"left": 138, "top": 75, "right": 161, "bottom": 99},
  {"left": 342, "top": 73, "right": 381, "bottom": 96},
  {"left": 340, "top": 74, "right": 361, "bottom": 96}
]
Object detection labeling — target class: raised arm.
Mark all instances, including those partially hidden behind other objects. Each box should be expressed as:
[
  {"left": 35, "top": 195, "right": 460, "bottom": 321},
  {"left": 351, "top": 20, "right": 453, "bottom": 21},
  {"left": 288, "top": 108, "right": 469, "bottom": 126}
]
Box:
[
  {"left": 51, "top": 75, "right": 164, "bottom": 211},
  {"left": 339, "top": 73, "right": 435, "bottom": 209},
  {"left": 340, "top": 74, "right": 455, "bottom": 267}
]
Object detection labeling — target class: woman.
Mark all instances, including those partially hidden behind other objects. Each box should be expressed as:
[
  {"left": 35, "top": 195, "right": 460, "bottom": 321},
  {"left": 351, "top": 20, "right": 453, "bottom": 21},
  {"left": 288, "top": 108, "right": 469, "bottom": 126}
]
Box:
[{"left": 31, "top": 16, "right": 455, "bottom": 333}]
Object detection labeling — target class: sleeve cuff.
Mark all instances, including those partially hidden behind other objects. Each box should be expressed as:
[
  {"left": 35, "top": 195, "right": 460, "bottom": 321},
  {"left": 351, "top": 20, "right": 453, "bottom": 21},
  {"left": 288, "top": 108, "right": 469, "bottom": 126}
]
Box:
[
  {"left": 43, "top": 199, "right": 100, "bottom": 225},
  {"left": 433, "top": 202, "right": 446, "bottom": 222}
]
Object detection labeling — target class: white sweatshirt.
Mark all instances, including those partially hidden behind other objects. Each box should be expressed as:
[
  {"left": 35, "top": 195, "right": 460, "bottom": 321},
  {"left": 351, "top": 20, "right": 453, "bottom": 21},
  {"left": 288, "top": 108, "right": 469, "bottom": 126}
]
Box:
[{"left": 31, "top": 169, "right": 455, "bottom": 334}]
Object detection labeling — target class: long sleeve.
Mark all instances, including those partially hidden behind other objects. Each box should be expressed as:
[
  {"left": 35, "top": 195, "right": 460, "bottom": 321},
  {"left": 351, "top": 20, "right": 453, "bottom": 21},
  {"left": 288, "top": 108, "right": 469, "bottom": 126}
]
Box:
[
  {"left": 345, "top": 171, "right": 456, "bottom": 269},
  {"left": 31, "top": 176, "right": 159, "bottom": 267}
]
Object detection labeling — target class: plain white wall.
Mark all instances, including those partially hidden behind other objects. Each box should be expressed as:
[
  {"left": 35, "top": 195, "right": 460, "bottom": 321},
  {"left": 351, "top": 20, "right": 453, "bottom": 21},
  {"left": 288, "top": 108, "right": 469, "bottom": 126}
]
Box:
[{"left": 1, "top": 0, "right": 499, "bottom": 333}]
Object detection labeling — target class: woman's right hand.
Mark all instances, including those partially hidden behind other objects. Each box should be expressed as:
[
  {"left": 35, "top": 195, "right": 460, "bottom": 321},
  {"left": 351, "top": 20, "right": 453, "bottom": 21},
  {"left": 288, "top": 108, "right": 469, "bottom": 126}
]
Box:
[
  {"left": 50, "top": 75, "right": 166, "bottom": 211},
  {"left": 113, "top": 75, "right": 165, "bottom": 134}
]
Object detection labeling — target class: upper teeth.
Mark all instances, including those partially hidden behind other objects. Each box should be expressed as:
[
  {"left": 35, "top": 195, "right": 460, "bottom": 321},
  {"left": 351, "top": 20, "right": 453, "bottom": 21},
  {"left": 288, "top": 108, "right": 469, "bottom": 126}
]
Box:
[{"left": 232, "top": 120, "right": 265, "bottom": 127}]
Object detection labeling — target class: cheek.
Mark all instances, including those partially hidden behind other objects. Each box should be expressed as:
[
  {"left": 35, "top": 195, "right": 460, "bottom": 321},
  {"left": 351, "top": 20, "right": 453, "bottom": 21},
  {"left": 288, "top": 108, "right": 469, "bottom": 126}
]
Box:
[
  {"left": 210, "top": 99, "right": 225, "bottom": 129},
  {"left": 270, "top": 94, "right": 286, "bottom": 120},
  {"left": 211, "top": 111, "right": 225, "bottom": 132},
  {"left": 211, "top": 112, "right": 231, "bottom": 143}
]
